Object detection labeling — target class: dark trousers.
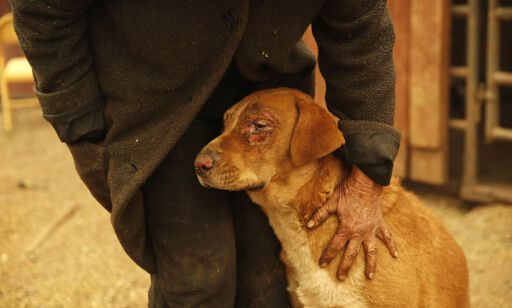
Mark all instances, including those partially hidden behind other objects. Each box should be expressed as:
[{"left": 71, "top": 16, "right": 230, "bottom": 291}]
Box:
[{"left": 143, "top": 63, "right": 314, "bottom": 308}]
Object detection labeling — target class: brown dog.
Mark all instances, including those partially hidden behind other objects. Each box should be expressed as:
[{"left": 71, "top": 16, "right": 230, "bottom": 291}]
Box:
[{"left": 194, "top": 88, "right": 469, "bottom": 307}]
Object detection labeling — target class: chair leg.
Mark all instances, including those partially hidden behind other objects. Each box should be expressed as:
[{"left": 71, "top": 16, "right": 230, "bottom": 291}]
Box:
[{"left": 1, "top": 78, "right": 12, "bottom": 132}]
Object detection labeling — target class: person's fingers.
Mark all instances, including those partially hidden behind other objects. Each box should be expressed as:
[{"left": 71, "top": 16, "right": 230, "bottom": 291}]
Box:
[
  {"left": 337, "top": 239, "right": 361, "bottom": 281},
  {"left": 376, "top": 225, "right": 399, "bottom": 258},
  {"left": 319, "top": 228, "right": 348, "bottom": 267},
  {"left": 363, "top": 237, "right": 378, "bottom": 280},
  {"left": 306, "top": 201, "right": 335, "bottom": 229}
]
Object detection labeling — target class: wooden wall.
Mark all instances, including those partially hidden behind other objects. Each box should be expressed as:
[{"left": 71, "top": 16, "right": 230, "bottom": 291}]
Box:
[
  {"left": 405, "top": 0, "right": 451, "bottom": 184},
  {"left": 387, "top": 0, "right": 410, "bottom": 178}
]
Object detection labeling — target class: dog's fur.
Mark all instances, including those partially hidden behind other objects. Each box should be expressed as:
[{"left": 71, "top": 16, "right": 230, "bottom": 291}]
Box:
[{"left": 195, "top": 88, "right": 470, "bottom": 307}]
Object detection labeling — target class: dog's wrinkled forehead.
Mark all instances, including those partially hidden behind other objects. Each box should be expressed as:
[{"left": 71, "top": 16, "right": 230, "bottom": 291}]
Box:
[{"left": 223, "top": 92, "right": 296, "bottom": 130}]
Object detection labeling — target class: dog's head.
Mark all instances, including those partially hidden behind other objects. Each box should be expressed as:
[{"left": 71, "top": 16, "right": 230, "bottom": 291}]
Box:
[{"left": 194, "top": 88, "right": 345, "bottom": 191}]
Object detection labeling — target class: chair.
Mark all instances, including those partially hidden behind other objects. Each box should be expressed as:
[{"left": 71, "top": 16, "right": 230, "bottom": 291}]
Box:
[{"left": 0, "top": 12, "right": 38, "bottom": 132}]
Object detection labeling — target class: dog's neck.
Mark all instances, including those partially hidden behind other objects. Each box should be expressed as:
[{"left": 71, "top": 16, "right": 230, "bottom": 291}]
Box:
[
  {"left": 247, "top": 155, "right": 345, "bottom": 279},
  {"left": 248, "top": 154, "right": 344, "bottom": 210}
]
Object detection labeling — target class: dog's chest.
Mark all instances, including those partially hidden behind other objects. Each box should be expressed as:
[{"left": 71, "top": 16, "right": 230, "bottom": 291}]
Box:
[
  {"left": 254, "top": 202, "right": 368, "bottom": 308},
  {"left": 283, "top": 262, "right": 368, "bottom": 308},
  {"left": 248, "top": 172, "right": 368, "bottom": 307}
]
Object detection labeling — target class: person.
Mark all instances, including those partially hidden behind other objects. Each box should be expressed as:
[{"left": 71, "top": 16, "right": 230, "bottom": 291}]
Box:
[{"left": 11, "top": 0, "right": 401, "bottom": 306}]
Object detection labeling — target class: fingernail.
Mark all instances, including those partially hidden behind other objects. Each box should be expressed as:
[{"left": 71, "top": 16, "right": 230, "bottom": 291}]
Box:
[
  {"left": 337, "top": 274, "right": 346, "bottom": 281},
  {"left": 306, "top": 220, "right": 315, "bottom": 228},
  {"left": 368, "top": 272, "right": 374, "bottom": 280},
  {"left": 393, "top": 251, "right": 399, "bottom": 258},
  {"left": 320, "top": 262, "right": 328, "bottom": 268}
]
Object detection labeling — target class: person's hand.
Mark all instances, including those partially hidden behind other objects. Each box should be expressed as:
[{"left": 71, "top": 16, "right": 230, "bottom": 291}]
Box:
[{"left": 306, "top": 165, "right": 398, "bottom": 281}]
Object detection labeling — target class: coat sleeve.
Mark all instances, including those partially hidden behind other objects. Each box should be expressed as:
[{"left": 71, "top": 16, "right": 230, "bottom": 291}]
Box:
[
  {"left": 312, "top": 0, "right": 401, "bottom": 186},
  {"left": 10, "top": 0, "right": 105, "bottom": 143}
]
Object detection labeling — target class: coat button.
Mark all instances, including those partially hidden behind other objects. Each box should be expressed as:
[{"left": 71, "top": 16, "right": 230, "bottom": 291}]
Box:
[{"left": 223, "top": 11, "right": 239, "bottom": 29}]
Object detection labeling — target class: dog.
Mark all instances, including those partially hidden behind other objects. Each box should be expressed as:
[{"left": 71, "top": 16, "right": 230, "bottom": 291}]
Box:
[{"left": 194, "top": 88, "right": 469, "bottom": 307}]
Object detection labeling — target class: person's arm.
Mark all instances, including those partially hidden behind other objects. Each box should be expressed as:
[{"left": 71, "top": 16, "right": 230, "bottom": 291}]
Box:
[
  {"left": 308, "top": 0, "right": 400, "bottom": 280},
  {"left": 312, "top": 0, "right": 401, "bottom": 184},
  {"left": 10, "top": 0, "right": 105, "bottom": 143}
]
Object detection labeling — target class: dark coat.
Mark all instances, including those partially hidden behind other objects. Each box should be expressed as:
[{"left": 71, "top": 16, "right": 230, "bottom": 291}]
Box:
[{"left": 10, "top": 0, "right": 400, "bottom": 272}]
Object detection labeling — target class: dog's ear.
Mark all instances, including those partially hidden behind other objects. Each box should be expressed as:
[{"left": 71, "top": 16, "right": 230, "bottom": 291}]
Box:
[{"left": 290, "top": 99, "right": 345, "bottom": 167}]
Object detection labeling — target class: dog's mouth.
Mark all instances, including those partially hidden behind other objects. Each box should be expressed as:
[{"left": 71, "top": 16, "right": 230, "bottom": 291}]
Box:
[
  {"left": 247, "top": 183, "right": 265, "bottom": 191},
  {"left": 197, "top": 172, "right": 266, "bottom": 192},
  {"left": 196, "top": 175, "right": 211, "bottom": 188}
]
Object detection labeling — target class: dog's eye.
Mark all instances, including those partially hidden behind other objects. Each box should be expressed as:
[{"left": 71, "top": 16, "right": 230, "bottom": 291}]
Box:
[
  {"left": 248, "top": 123, "right": 265, "bottom": 133},
  {"left": 249, "top": 121, "right": 272, "bottom": 134}
]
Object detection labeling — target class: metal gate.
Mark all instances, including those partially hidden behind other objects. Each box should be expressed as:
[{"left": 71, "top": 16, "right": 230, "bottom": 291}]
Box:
[{"left": 450, "top": 0, "right": 512, "bottom": 202}]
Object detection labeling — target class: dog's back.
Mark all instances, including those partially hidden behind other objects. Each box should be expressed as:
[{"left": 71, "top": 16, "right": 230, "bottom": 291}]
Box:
[{"left": 360, "top": 180, "right": 469, "bottom": 307}]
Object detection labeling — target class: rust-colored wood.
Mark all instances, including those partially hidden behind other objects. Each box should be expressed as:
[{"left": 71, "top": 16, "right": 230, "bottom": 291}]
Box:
[
  {"left": 302, "top": 26, "right": 326, "bottom": 108},
  {"left": 0, "top": 0, "right": 9, "bottom": 16},
  {"left": 408, "top": 0, "right": 451, "bottom": 149},
  {"left": 408, "top": 0, "right": 451, "bottom": 184},
  {"left": 388, "top": 0, "right": 410, "bottom": 178},
  {"left": 460, "top": 184, "right": 512, "bottom": 203}
]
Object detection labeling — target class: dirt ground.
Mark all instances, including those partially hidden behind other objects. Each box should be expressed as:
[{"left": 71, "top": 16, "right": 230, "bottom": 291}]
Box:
[{"left": 1, "top": 108, "right": 511, "bottom": 307}]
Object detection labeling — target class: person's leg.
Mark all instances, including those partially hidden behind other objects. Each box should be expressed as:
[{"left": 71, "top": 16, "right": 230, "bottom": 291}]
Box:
[
  {"left": 142, "top": 120, "right": 236, "bottom": 308},
  {"left": 143, "top": 62, "right": 315, "bottom": 307},
  {"left": 230, "top": 192, "right": 290, "bottom": 308}
]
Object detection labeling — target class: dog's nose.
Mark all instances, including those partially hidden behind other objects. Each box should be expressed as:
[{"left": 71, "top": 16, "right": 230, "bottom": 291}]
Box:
[{"left": 194, "top": 153, "right": 215, "bottom": 177}]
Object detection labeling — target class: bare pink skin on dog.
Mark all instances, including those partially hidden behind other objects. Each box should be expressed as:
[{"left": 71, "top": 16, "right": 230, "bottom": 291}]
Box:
[{"left": 241, "top": 110, "right": 279, "bottom": 144}]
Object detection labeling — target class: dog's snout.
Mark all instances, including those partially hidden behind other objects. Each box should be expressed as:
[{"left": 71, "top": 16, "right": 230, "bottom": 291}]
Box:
[{"left": 194, "top": 153, "right": 215, "bottom": 177}]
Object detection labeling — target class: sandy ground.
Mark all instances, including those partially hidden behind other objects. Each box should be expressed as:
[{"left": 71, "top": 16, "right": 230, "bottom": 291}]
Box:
[{"left": 1, "top": 108, "right": 511, "bottom": 307}]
